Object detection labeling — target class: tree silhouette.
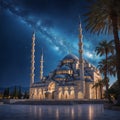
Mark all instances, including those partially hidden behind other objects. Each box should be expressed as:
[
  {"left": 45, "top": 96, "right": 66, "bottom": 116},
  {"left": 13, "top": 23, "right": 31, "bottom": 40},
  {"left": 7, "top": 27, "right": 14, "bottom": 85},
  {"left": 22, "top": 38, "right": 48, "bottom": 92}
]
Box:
[
  {"left": 84, "top": 0, "right": 120, "bottom": 88},
  {"left": 3, "top": 88, "right": 9, "bottom": 98},
  {"left": 13, "top": 86, "right": 18, "bottom": 99}
]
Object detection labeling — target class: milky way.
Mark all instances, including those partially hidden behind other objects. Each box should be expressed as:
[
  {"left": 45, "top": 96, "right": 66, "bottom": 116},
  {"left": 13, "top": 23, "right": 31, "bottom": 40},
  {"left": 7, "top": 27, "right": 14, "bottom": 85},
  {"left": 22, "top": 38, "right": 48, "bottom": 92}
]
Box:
[{"left": 0, "top": 0, "right": 115, "bottom": 87}]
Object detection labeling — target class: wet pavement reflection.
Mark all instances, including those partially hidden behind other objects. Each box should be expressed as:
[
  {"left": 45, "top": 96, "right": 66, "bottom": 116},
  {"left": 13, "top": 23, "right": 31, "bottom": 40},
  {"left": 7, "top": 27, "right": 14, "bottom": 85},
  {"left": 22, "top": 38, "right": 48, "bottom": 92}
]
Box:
[{"left": 0, "top": 104, "right": 120, "bottom": 120}]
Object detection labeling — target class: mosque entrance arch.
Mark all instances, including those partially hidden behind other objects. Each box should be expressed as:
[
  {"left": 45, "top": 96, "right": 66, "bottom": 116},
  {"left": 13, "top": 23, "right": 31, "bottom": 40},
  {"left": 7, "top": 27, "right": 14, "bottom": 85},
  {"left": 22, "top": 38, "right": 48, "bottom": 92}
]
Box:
[{"left": 46, "top": 82, "right": 56, "bottom": 99}]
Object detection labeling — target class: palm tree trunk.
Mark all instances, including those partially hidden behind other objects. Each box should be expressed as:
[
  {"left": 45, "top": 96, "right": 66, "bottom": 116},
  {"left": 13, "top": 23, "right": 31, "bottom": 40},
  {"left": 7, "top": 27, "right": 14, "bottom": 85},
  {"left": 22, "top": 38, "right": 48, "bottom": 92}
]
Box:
[
  {"left": 96, "top": 87, "right": 97, "bottom": 99},
  {"left": 111, "top": 15, "right": 120, "bottom": 88},
  {"left": 111, "top": 14, "right": 120, "bottom": 105},
  {"left": 105, "top": 50, "right": 109, "bottom": 92},
  {"left": 100, "top": 85, "right": 102, "bottom": 99},
  {"left": 105, "top": 51, "right": 112, "bottom": 102}
]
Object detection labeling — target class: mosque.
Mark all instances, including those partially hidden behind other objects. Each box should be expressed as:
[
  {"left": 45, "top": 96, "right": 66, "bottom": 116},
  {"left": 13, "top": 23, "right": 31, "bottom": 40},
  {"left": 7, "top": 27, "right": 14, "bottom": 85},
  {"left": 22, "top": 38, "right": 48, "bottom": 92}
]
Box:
[{"left": 29, "top": 23, "right": 102, "bottom": 100}]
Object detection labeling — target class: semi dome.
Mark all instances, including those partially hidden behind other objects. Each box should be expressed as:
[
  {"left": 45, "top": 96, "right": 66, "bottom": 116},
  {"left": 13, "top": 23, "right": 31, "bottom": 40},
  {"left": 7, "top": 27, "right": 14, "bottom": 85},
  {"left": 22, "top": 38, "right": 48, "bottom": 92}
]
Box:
[{"left": 63, "top": 54, "right": 79, "bottom": 61}]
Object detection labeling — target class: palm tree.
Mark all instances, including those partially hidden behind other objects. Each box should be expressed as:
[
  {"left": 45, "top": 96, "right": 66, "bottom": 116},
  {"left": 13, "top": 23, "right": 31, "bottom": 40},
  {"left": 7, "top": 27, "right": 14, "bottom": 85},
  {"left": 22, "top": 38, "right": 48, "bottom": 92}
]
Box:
[
  {"left": 95, "top": 40, "right": 114, "bottom": 57},
  {"left": 107, "top": 55, "right": 116, "bottom": 76},
  {"left": 84, "top": 0, "right": 120, "bottom": 87},
  {"left": 98, "top": 59, "right": 116, "bottom": 102},
  {"left": 95, "top": 40, "right": 114, "bottom": 92},
  {"left": 97, "top": 60, "right": 109, "bottom": 91},
  {"left": 97, "top": 80, "right": 104, "bottom": 99},
  {"left": 92, "top": 82, "right": 99, "bottom": 99}
]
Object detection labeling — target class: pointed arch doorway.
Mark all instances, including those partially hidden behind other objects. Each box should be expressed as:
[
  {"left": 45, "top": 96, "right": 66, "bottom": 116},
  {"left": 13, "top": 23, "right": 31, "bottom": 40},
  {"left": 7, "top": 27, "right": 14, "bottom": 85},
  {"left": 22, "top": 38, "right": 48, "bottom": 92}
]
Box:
[{"left": 46, "top": 82, "right": 56, "bottom": 99}]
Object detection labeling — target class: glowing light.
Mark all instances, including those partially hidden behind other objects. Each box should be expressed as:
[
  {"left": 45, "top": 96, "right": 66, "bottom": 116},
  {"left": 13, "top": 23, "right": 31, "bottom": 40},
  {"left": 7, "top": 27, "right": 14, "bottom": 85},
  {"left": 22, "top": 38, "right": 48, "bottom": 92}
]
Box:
[
  {"left": 54, "top": 46, "right": 59, "bottom": 51},
  {"left": 43, "top": 27, "right": 47, "bottom": 31},
  {"left": 5, "top": 0, "right": 101, "bottom": 65},
  {"left": 85, "top": 51, "right": 93, "bottom": 58},
  {"left": 36, "top": 20, "right": 41, "bottom": 26}
]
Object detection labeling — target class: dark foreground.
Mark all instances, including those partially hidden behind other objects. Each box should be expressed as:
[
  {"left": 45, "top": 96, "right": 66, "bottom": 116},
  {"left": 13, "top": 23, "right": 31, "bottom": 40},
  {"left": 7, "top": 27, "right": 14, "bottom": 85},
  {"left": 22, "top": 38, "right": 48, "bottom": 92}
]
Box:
[{"left": 0, "top": 104, "right": 120, "bottom": 120}]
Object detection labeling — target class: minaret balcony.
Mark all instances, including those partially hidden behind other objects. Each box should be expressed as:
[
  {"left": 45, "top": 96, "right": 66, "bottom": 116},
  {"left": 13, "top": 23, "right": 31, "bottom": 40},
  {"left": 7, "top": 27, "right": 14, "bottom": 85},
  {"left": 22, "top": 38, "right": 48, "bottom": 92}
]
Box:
[
  {"left": 79, "top": 35, "right": 83, "bottom": 39},
  {"left": 79, "top": 50, "right": 83, "bottom": 53},
  {"left": 79, "top": 43, "right": 83, "bottom": 46}
]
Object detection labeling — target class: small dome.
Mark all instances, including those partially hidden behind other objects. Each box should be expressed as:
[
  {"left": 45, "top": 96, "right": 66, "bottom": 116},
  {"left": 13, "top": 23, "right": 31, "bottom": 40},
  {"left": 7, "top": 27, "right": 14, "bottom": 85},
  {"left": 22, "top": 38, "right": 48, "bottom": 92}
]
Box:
[
  {"left": 54, "top": 74, "right": 66, "bottom": 78},
  {"left": 63, "top": 54, "right": 79, "bottom": 61},
  {"left": 60, "top": 65, "right": 71, "bottom": 70}
]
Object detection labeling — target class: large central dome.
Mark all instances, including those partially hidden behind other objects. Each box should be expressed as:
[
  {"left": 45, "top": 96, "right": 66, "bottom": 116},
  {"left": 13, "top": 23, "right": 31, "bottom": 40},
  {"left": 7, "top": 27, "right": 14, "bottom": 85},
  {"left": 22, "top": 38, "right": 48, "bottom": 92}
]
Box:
[{"left": 63, "top": 54, "right": 79, "bottom": 61}]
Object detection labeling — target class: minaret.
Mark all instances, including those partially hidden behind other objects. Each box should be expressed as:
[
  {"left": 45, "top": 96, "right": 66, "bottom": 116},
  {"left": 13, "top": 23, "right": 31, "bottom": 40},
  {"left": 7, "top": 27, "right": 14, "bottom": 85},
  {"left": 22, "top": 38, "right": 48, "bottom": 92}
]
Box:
[
  {"left": 30, "top": 31, "right": 35, "bottom": 86},
  {"left": 79, "top": 21, "right": 84, "bottom": 80},
  {"left": 40, "top": 49, "right": 44, "bottom": 80},
  {"left": 78, "top": 20, "right": 85, "bottom": 97}
]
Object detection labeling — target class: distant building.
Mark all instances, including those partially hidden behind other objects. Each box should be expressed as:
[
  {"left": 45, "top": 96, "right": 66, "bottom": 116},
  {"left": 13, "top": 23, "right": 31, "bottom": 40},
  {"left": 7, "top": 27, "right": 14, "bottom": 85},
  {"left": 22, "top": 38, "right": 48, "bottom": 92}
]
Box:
[{"left": 29, "top": 22, "right": 102, "bottom": 100}]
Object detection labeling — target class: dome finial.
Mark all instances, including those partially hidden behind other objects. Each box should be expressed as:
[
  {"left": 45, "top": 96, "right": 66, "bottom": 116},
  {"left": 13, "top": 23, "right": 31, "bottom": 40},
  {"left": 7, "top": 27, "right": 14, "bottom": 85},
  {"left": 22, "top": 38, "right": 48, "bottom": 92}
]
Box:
[{"left": 79, "top": 15, "right": 81, "bottom": 24}]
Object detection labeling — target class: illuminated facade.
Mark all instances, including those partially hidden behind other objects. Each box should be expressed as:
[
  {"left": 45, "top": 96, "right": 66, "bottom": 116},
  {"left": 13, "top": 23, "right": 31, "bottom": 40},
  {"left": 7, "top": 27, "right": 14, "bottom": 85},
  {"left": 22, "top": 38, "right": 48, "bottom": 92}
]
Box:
[{"left": 29, "top": 23, "right": 102, "bottom": 100}]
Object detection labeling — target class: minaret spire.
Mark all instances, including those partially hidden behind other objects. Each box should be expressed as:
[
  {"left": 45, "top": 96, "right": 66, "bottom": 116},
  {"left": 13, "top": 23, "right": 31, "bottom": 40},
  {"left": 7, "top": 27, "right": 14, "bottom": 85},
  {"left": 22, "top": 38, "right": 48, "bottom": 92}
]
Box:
[
  {"left": 79, "top": 18, "right": 84, "bottom": 80},
  {"left": 40, "top": 48, "right": 44, "bottom": 80},
  {"left": 30, "top": 31, "right": 35, "bottom": 86},
  {"left": 78, "top": 18, "right": 85, "bottom": 98}
]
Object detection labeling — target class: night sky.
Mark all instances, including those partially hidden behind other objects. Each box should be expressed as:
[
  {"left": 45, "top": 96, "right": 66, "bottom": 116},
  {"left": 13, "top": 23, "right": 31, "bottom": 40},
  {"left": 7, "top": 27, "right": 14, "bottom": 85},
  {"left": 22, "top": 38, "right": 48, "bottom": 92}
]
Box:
[{"left": 0, "top": 0, "right": 116, "bottom": 87}]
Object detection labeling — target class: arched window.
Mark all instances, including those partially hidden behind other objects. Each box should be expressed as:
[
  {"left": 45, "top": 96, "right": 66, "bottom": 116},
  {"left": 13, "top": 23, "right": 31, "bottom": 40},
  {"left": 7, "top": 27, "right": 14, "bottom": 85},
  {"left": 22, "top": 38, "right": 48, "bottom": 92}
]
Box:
[
  {"left": 63, "top": 87, "right": 69, "bottom": 99},
  {"left": 78, "top": 91, "right": 83, "bottom": 99},
  {"left": 70, "top": 90, "right": 75, "bottom": 99}
]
